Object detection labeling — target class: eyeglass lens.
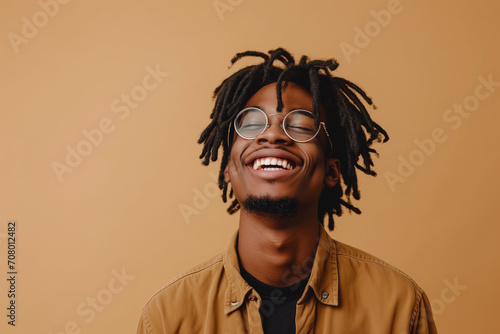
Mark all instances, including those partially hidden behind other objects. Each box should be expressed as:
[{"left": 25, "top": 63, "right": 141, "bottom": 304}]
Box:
[{"left": 235, "top": 108, "right": 319, "bottom": 141}]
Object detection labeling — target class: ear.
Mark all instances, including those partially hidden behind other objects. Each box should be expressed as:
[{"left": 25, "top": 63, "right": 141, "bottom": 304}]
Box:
[
  {"left": 224, "top": 165, "right": 231, "bottom": 183},
  {"left": 324, "top": 158, "right": 340, "bottom": 187}
]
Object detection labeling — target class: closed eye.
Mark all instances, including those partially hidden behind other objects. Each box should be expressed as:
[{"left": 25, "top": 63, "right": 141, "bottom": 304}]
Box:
[
  {"left": 241, "top": 123, "right": 265, "bottom": 129},
  {"left": 287, "top": 125, "right": 315, "bottom": 133}
]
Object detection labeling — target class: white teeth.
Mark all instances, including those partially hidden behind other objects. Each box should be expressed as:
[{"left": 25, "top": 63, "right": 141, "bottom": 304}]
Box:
[
  {"left": 253, "top": 160, "right": 261, "bottom": 170},
  {"left": 252, "top": 157, "right": 295, "bottom": 171}
]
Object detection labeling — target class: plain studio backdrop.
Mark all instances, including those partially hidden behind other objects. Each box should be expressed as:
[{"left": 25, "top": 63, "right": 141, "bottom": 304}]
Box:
[{"left": 1, "top": 0, "right": 499, "bottom": 333}]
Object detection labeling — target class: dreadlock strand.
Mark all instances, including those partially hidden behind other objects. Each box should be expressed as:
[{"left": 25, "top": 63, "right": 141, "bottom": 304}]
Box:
[
  {"left": 275, "top": 62, "right": 297, "bottom": 112},
  {"left": 222, "top": 181, "right": 228, "bottom": 202},
  {"left": 338, "top": 198, "right": 362, "bottom": 214},
  {"left": 328, "top": 214, "right": 334, "bottom": 231},
  {"left": 263, "top": 48, "right": 293, "bottom": 80},
  {"left": 298, "top": 55, "right": 308, "bottom": 66},
  {"left": 338, "top": 78, "right": 374, "bottom": 106},
  {"left": 227, "top": 199, "right": 239, "bottom": 214},
  {"left": 230, "top": 66, "right": 267, "bottom": 110},
  {"left": 268, "top": 48, "right": 295, "bottom": 65},
  {"left": 325, "top": 58, "right": 340, "bottom": 73},
  {"left": 355, "top": 163, "right": 376, "bottom": 176},
  {"left": 371, "top": 121, "right": 390, "bottom": 142},
  {"left": 213, "top": 77, "right": 230, "bottom": 98},
  {"left": 307, "top": 66, "right": 322, "bottom": 127},
  {"left": 337, "top": 83, "right": 379, "bottom": 137},
  {"left": 336, "top": 79, "right": 389, "bottom": 146},
  {"left": 218, "top": 68, "right": 256, "bottom": 118},
  {"left": 230, "top": 50, "right": 269, "bottom": 66}
]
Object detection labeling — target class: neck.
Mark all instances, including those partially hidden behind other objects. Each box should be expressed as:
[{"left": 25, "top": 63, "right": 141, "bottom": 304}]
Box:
[{"left": 237, "top": 207, "right": 320, "bottom": 287}]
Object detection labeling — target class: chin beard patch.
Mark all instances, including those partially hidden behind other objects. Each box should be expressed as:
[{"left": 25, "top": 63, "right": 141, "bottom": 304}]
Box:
[{"left": 242, "top": 196, "right": 298, "bottom": 217}]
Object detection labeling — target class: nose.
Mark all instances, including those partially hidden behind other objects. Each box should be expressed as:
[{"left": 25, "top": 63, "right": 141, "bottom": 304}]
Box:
[{"left": 255, "top": 113, "right": 292, "bottom": 145}]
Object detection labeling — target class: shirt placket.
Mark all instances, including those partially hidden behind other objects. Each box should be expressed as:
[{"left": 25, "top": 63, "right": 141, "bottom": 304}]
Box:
[
  {"left": 245, "top": 291, "right": 264, "bottom": 334},
  {"left": 295, "top": 289, "right": 318, "bottom": 334}
]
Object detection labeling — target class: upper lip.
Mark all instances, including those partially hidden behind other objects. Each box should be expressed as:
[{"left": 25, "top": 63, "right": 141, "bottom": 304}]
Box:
[{"left": 244, "top": 148, "right": 302, "bottom": 168}]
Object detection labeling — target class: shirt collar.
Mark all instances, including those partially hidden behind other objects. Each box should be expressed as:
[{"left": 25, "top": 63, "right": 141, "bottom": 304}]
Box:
[
  {"left": 222, "top": 226, "right": 339, "bottom": 315},
  {"left": 300, "top": 226, "right": 339, "bottom": 306},
  {"left": 222, "top": 231, "right": 253, "bottom": 315}
]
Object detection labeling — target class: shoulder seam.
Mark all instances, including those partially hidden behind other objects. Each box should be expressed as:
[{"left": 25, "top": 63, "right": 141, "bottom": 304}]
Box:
[
  {"left": 335, "top": 241, "right": 423, "bottom": 294},
  {"left": 409, "top": 284, "right": 424, "bottom": 330},
  {"left": 141, "top": 307, "right": 155, "bottom": 334}
]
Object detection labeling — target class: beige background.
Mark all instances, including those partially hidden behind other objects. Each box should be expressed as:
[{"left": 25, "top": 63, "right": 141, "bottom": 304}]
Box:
[{"left": 1, "top": 0, "right": 499, "bottom": 333}]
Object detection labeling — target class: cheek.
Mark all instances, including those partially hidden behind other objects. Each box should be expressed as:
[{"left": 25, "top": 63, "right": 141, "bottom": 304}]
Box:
[
  {"left": 226, "top": 159, "right": 249, "bottom": 203},
  {"left": 227, "top": 159, "right": 239, "bottom": 180},
  {"left": 300, "top": 153, "right": 328, "bottom": 189},
  {"left": 225, "top": 149, "right": 246, "bottom": 188},
  {"left": 302, "top": 147, "right": 327, "bottom": 175},
  {"left": 225, "top": 153, "right": 238, "bottom": 181}
]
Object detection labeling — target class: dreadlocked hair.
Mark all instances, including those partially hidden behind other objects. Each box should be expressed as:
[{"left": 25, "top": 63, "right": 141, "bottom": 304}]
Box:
[{"left": 198, "top": 48, "right": 389, "bottom": 231}]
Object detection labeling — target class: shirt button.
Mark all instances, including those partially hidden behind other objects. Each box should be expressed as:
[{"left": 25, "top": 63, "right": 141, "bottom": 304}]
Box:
[
  {"left": 321, "top": 292, "right": 329, "bottom": 299},
  {"left": 231, "top": 301, "right": 239, "bottom": 306},
  {"left": 249, "top": 296, "right": 258, "bottom": 301}
]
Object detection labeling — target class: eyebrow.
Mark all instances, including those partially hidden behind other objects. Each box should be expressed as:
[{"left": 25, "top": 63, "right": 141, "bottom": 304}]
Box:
[{"left": 248, "top": 105, "right": 312, "bottom": 113}]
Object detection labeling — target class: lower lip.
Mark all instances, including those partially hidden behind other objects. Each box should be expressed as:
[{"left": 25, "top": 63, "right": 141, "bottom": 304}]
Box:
[{"left": 247, "top": 165, "right": 300, "bottom": 180}]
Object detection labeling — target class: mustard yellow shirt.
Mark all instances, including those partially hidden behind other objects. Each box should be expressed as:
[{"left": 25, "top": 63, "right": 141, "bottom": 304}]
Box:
[{"left": 137, "top": 227, "right": 437, "bottom": 334}]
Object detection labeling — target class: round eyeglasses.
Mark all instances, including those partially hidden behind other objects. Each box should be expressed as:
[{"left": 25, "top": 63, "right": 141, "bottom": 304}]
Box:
[{"left": 233, "top": 107, "right": 333, "bottom": 150}]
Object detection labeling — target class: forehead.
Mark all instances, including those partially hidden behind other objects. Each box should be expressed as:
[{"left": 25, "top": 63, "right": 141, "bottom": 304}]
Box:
[{"left": 244, "top": 82, "right": 314, "bottom": 112}]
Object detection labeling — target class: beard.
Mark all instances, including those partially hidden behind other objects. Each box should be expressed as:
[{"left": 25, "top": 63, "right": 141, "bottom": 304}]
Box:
[{"left": 242, "top": 195, "right": 298, "bottom": 217}]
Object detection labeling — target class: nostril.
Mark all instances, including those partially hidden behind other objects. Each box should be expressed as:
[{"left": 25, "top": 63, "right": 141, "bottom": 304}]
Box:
[
  {"left": 255, "top": 123, "right": 292, "bottom": 144},
  {"left": 257, "top": 137, "right": 268, "bottom": 143},
  {"left": 257, "top": 136, "right": 288, "bottom": 144}
]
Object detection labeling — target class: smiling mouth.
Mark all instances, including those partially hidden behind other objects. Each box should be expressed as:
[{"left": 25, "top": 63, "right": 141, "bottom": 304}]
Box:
[{"left": 251, "top": 157, "right": 296, "bottom": 171}]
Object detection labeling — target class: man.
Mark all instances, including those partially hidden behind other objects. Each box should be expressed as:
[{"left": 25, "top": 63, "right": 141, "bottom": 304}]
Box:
[{"left": 137, "top": 48, "right": 437, "bottom": 333}]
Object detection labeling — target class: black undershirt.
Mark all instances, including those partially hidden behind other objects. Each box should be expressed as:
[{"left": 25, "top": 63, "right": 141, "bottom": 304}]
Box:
[{"left": 240, "top": 266, "right": 310, "bottom": 334}]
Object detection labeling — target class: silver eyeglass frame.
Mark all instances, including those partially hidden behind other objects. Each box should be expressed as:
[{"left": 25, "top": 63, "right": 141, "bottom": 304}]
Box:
[{"left": 228, "top": 107, "right": 333, "bottom": 151}]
